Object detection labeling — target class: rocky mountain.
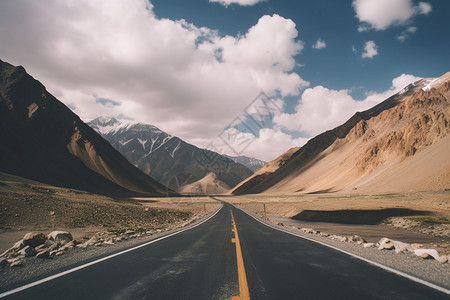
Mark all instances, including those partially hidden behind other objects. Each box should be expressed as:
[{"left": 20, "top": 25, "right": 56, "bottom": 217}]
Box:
[
  {"left": 224, "top": 155, "right": 266, "bottom": 172},
  {"left": 0, "top": 59, "right": 168, "bottom": 195},
  {"left": 88, "top": 117, "right": 253, "bottom": 191},
  {"left": 232, "top": 72, "right": 450, "bottom": 195}
]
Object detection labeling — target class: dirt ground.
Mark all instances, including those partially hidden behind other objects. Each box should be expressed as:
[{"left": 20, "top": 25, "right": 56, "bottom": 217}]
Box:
[
  {"left": 0, "top": 173, "right": 221, "bottom": 253},
  {"left": 218, "top": 191, "right": 450, "bottom": 253}
]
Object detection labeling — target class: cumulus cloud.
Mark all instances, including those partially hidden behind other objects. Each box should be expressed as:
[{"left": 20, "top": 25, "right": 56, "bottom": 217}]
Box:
[
  {"left": 362, "top": 40, "right": 378, "bottom": 59},
  {"left": 312, "top": 39, "right": 326, "bottom": 50},
  {"left": 274, "top": 74, "right": 422, "bottom": 137},
  {"left": 353, "top": 0, "right": 432, "bottom": 31},
  {"left": 0, "top": 0, "right": 308, "bottom": 157},
  {"left": 209, "top": 0, "right": 265, "bottom": 6}
]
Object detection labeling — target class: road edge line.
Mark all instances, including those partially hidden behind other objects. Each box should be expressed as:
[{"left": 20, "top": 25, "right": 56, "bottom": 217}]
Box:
[
  {"left": 0, "top": 205, "right": 224, "bottom": 298},
  {"left": 232, "top": 205, "right": 450, "bottom": 296}
]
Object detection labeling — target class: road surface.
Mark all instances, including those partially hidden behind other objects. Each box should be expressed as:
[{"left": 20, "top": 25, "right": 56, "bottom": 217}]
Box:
[{"left": 1, "top": 203, "right": 449, "bottom": 299}]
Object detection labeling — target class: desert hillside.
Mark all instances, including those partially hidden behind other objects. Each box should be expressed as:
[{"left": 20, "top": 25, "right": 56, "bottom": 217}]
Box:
[
  {"left": 232, "top": 72, "right": 450, "bottom": 194},
  {"left": 0, "top": 60, "right": 168, "bottom": 195},
  {"left": 179, "top": 172, "right": 231, "bottom": 195}
]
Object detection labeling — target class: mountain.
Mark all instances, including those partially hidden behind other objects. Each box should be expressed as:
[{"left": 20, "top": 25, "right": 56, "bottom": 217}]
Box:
[
  {"left": 88, "top": 117, "right": 253, "bottom": 191},
  {"left": 179, "top": 172, "right": 230, "bottom": 195},
  {"left": 224, "top": 155, "right": 266, "bottom": 172},
  {"left": 0, "top": 59, "right": 168, "bottom": 195},
  {"left": 232, "top": 72, "right": 450, "bottom": 195}
]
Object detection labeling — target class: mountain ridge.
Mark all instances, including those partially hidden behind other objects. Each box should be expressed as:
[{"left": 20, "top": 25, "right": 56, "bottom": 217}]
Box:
[
  {"left": 232, "top": 72, "right": 450, "bottom": 195},
  {"left": 88, "top": 117, "right": 253, "bottom": 191}
]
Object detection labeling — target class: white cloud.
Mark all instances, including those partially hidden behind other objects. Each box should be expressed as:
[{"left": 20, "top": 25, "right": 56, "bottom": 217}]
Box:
[
  {"left": 418, "top": 2, "right": 432, "bottom": 15},
  {"left": 397, "top": 26, "right": 417, "bottom": 42},
  {"left": 274, "top": 74, "right": 422, "bottom": 137},
  {"left": 312, "top": 39, "right": 326, "bottom": 50},
  {"left": 210, "top": 0, "right": 264, "bottom": 6},
  {"left": 0, "top": 0, "right": 309, "bottom": 158},
  {"left": 362, "top": 40, "right": 378, "bottom": 59},
  {"left": 353, "top": 0, "right": 432, "bottom": 31}
]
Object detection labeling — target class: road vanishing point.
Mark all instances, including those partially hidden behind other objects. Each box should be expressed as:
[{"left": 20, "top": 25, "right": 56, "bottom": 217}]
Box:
[{"left": 1, "top": 203, "right": 449, "bottom": 299}]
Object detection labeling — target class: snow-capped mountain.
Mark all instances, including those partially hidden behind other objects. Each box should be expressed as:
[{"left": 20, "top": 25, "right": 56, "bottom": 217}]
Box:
[
  {"left": 89, "top": 117, "right": 253, "bottom": 191},
  {"left": 224, "top": 155, "right": 266, "bottom": 172}
]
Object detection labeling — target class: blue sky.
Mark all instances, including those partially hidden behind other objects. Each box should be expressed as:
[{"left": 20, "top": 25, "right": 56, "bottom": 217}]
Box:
[
  {"left": 152, "top": 0, "right": 449, "bottom": 96},
  {"left": 0, "top": 0, "right": 448, "bottom": 161}
]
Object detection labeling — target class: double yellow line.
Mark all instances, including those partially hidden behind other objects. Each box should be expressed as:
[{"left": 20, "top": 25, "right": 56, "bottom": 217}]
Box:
[{"left": 230, "top": 209, "right": 251, "bottom": 300}]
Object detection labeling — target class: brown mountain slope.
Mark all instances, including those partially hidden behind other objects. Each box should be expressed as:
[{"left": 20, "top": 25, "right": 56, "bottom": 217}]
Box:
[
  {"left": 179, "top": 172, "right": 231, "bottom": 195},
  {"left": 232, "top": 72, "right": 450, "bottom": 195},
  {"left": 0, "top": 59, "right": 168, "bottom": 195}
]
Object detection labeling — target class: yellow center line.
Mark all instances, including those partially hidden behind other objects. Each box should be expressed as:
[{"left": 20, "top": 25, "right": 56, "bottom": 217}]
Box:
[{"left": 230, "top": 209, "right": 251, "bottom": 300}]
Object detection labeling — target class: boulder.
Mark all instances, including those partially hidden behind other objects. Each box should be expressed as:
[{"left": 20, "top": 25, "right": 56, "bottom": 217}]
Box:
[
  {"left": 350, "top": 235, "right": 367, "bottom": 244},
  {"left": 7, "top": 257, "right": 23, "bottom": 267},
  {"left": 392, "top": 241, "right": 412, "bottom": 253},
  {"left": 23, "top": 232, "right": 46, "bottom": 247},
  {"left": 438, "top": 255, "right": 448, "bottom": 264},
  {"left": 36, "top": 249, "right": 49, "bottom": 259},
  {"left": 363, "top": 243, "right": 375, "bottom": 248},
  {"left": 12, "top": 239, "right": 25, "bottom": 251},
  {"left": 47, "top": 231, "right": 73, "bottom": 245},
  {"left": 378, "top": 238, "right": 395, "bottom": 250},
  {"left": 411, "top": 243, "right": 423, "bottom": 250},
  {"left": 17, "top": 245, "right": 36, "bottom": 257},
  {"left": 414, "top": 249, "right": 440, "bottom": 261}
]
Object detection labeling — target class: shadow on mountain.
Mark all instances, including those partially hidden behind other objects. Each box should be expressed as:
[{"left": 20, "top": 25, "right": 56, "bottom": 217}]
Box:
[{"left": 291, "top": 208, "right": 433, "bottom": 225}]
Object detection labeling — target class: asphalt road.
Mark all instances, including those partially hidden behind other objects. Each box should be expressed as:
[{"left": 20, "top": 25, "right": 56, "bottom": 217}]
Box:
[{"left": 1, "top": 203, "right": 449, "bottom": 299}]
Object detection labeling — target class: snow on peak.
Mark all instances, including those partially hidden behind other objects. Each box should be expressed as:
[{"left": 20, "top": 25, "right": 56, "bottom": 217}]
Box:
[{"left": 421, "top": 72, "right": 450, "bottom": 92}]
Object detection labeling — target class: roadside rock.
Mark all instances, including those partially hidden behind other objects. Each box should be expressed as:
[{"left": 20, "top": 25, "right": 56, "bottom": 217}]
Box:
[
  {"left": 36, "top": 250, "right": 49, "bottom": 259},
  {"left": 350, "top": 235, "right": 367, "bottom": 244},
  {"left": 7, "top": 257, "right": 23, "bottom": 267},
  {"left": 411, "top": 243, "right": 423, "bottom": 250},
  {"left": 47, "top": 231, "right": 73, "bottom": 245},
  {"left": 17, "top": 245, "right": 36, "bottom": 257},
  {"left": 300, "top": 228, "right": 316, "bottom": 234},
  {"left": 414, "top": 249, "right": 440, "bottom": 261},
  {"left": 363, "top": 243, "right": 375, "bottom": 248},
  {"left": 23, "top": 232, "right": 46, "bottom": 247},
  {"left": 378, "top": 238, "right": 395, "bottom": 250},
  {"left": 392, "top": 241, "right": 412, "bottom": 253},
  {"left": 438, "top": 255, "right": 448, "bottom": 264}
]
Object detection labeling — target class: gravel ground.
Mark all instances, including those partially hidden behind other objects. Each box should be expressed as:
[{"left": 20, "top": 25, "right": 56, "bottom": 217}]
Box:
[
  {"left": 0, "top": 208, "right": 221, "bottom": 293},
  {"left": 240, "top": 209, "right": 450, "bottom": 291}
]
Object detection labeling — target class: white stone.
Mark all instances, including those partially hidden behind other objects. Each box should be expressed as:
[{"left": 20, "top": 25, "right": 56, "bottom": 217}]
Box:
[{"left": 414, "top": 249, "right": 440, "bottom": 261}]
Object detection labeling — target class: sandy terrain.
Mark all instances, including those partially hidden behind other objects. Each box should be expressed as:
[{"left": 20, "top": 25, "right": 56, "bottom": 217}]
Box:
[
  {"left": 218, "top": 191, "right": 450, "bottom": 253},
  {"left": 0, "top": 172, "right": 220, "bottom": 253}
]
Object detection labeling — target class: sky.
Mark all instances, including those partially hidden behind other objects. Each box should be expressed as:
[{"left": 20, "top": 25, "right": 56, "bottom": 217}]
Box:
[{"left": 0, "top": 0, "right": 449, "bottom": 161}]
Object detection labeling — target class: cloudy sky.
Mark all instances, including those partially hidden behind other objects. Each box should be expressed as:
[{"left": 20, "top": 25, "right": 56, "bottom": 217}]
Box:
[{"left": 0, "top": 0, "right": 449, "bottom": 161}]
